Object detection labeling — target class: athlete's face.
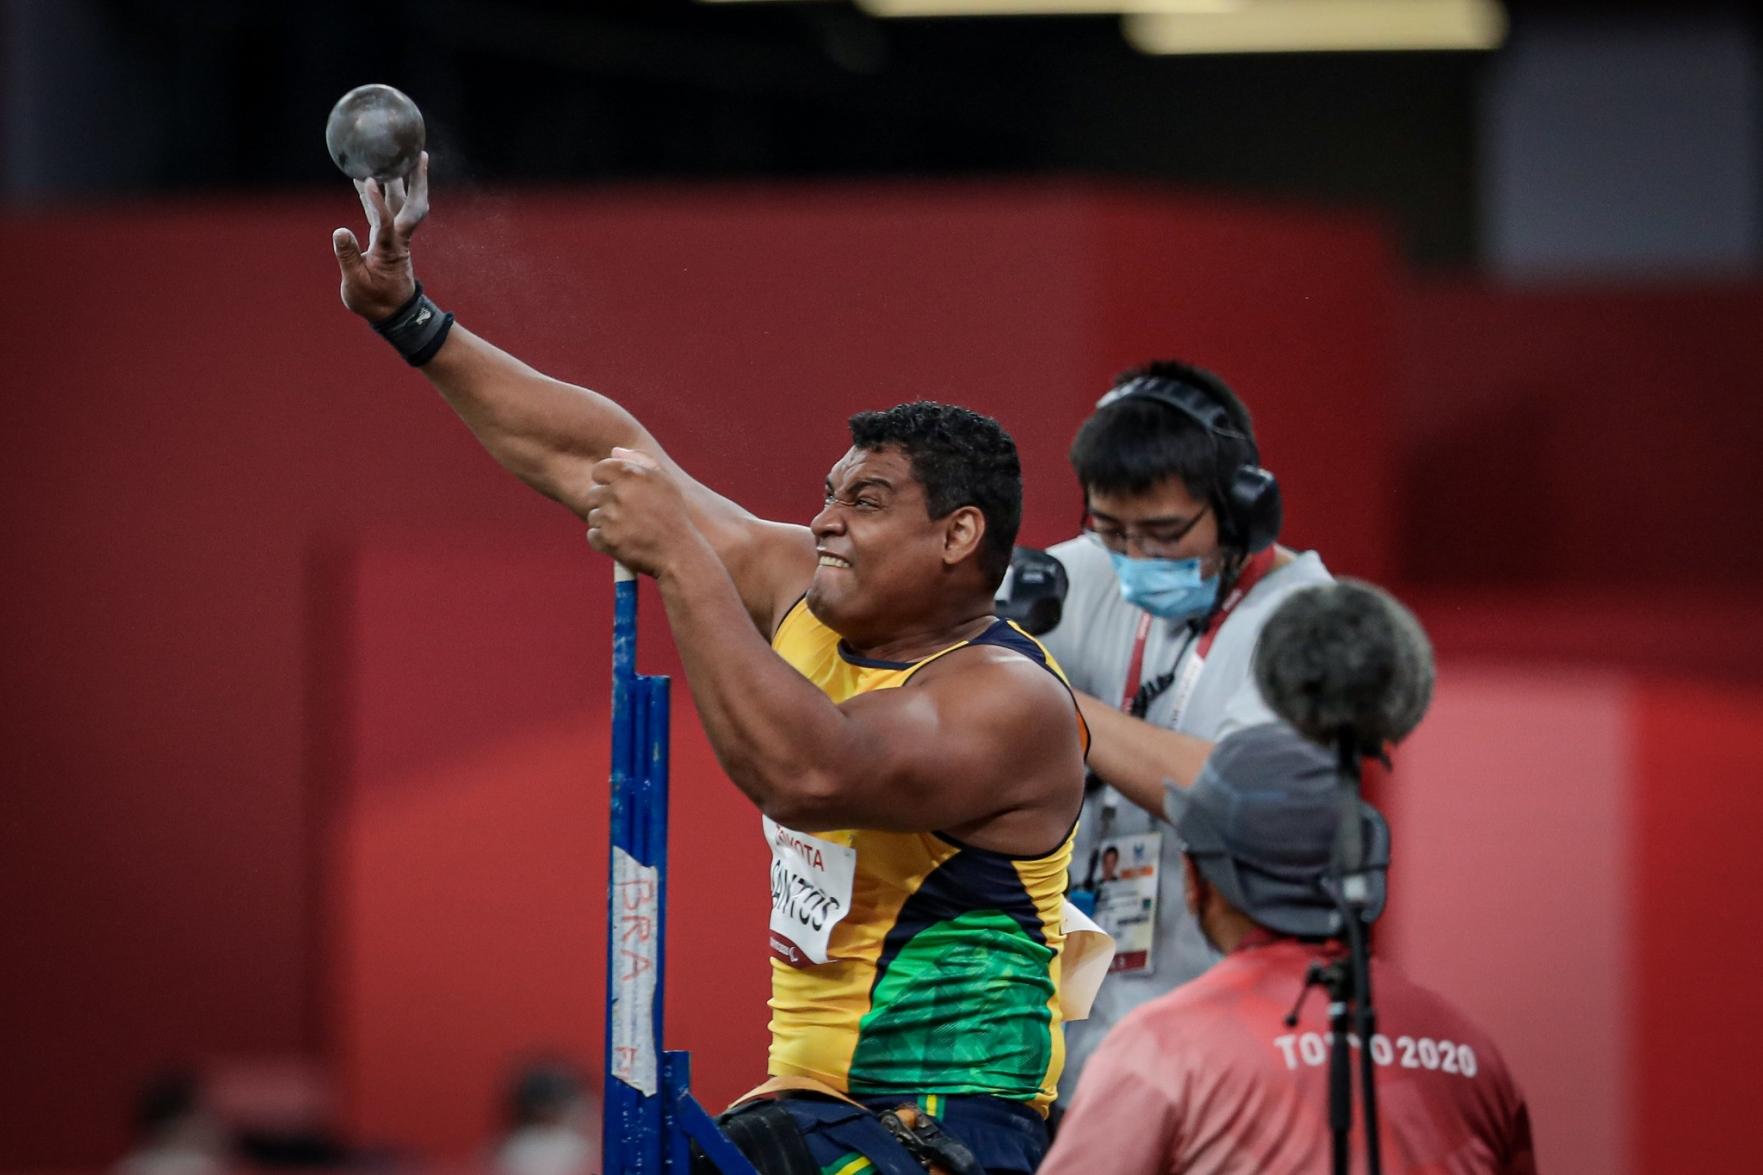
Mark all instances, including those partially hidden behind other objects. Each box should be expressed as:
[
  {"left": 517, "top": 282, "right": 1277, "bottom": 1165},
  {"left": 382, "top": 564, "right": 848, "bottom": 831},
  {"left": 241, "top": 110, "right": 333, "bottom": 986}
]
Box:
[
  {"left": 806, "top": 446, "right": 978, "bottom": 643},
  {"left": 1084, "top": 476, "right": 1223, "bottom": 574}
]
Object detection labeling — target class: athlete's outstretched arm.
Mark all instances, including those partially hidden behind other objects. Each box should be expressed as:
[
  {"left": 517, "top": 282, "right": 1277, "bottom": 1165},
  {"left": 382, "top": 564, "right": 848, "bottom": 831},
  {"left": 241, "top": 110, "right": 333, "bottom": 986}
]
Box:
[{"left": 329, "top": 154, "right": 812, "bottom": 631}]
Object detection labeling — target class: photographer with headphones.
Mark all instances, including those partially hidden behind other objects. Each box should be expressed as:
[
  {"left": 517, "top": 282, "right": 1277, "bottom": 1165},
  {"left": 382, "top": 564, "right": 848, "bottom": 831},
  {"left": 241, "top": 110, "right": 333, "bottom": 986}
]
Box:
[{"left": 1003, "top": 360, "right": 1334, "bottom": 1100}]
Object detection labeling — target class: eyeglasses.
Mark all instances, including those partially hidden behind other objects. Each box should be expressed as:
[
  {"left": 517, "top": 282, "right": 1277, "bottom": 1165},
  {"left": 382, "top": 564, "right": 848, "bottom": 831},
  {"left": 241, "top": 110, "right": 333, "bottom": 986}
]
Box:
[{"left": 1082, "top": 504, "right": 1210, "bottom": 559}]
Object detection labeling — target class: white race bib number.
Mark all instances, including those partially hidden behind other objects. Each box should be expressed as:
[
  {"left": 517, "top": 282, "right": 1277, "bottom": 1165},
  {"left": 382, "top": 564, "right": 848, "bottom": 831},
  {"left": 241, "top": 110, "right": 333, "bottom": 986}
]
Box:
[{"left": 764, "top": 817, "right": 857, "bottom": 967}]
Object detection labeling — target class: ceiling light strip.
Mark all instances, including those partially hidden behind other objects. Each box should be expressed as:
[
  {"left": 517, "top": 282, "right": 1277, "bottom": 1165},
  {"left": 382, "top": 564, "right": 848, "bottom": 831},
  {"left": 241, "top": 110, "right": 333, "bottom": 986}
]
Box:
[{"left": 1124, "top": 0, "right": 1507, "bottom": 54}]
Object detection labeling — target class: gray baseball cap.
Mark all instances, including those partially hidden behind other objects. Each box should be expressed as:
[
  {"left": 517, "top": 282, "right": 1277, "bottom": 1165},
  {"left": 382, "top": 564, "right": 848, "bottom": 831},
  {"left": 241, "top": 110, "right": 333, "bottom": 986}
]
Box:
[{"left": 1162, "top": 722, "right": 1390, "bottom": 938}]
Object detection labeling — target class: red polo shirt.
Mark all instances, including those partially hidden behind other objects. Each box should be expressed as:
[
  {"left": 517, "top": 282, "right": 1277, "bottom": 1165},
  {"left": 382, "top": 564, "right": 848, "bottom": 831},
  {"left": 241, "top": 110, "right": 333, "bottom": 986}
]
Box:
[{"left": 1041, "top": 935, "right": 1535, "bottom": 1174}]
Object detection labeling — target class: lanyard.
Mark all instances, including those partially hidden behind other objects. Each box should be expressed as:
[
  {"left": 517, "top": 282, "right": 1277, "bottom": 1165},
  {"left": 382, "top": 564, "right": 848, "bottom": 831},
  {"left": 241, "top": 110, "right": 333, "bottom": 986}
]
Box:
[
  {"left": 1093, "top": 548, "right": 1283, "bottom": 815},
  {"left": 1118, "top": 611, "right": 1156, "bottom": 711}
]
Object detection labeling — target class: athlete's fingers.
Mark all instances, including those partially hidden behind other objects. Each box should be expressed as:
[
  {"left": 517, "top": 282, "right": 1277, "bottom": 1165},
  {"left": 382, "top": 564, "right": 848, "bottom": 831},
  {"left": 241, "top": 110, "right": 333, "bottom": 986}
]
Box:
[{"left": 394, "top": 153, "right": 430, "bottom": 237}]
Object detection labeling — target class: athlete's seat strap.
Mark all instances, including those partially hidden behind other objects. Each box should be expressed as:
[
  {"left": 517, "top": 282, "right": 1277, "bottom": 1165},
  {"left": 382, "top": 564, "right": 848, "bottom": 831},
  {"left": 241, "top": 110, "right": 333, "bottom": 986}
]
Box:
[{"left": 724, "top": 1076, "right": 982, "bottom": 1175}]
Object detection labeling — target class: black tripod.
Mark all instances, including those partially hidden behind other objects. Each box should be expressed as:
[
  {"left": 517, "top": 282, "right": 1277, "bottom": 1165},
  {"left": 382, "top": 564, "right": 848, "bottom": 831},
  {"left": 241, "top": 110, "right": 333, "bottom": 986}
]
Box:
[{"left": 1286, "top": 739, "right": 1384, "bottom": 1175}]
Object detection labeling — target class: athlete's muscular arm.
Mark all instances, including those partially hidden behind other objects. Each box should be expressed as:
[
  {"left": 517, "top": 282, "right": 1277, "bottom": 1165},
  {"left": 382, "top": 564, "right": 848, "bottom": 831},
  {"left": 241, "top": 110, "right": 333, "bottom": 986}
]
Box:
[
  {"left": 1074, "top": 689, "right": 1214, "bottom": 810},
  {"left": 329, "top": 155, "right": 813, "bottom": 632},
  {"left": 587, "top": 454, "right": 1082, "bottom": 853},
  {"left": 663, "top": 542, "right": 1081, "bottom": 851}
]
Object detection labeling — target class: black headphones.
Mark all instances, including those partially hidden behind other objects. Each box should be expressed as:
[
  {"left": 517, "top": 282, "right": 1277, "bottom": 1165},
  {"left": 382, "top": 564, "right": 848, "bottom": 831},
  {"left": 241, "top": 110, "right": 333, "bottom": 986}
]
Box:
[{"left": 1094, "top": 373, "right": 1283, "bottom": 554}]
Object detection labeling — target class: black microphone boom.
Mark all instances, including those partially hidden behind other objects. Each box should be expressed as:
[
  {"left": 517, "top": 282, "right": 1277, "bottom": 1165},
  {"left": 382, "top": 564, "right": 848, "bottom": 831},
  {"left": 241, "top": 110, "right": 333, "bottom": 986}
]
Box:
[
  {"left": 1252, "top": 579, "right": 1435, "bottom": 756},
  {"left": 1254, "top": 578, "right": 1432, "bottom": 1175}
]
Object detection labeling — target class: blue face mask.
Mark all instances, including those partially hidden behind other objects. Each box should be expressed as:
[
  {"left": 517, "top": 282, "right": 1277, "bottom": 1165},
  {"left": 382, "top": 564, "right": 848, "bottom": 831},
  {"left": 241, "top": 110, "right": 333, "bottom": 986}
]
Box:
[{"left": 1107, "top": 551, "right": 1220, "bottom": 621}]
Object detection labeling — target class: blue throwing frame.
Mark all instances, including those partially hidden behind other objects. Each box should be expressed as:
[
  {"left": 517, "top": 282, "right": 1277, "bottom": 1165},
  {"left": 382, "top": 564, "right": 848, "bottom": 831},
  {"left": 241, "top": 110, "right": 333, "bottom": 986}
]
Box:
[{"left": 603, "top": 566, "right": 760, "bottom": 1175}]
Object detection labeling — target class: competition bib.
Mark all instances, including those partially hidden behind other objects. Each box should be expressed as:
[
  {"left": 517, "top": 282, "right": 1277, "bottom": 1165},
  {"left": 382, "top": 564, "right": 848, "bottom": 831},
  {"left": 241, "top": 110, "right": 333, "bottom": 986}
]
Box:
[{"left": 764, "top": 817, "right": 857, "bottom": 967}]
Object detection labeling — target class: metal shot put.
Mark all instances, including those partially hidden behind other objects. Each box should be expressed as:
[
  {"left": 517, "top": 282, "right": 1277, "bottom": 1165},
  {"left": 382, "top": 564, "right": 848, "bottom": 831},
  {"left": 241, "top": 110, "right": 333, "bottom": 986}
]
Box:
[{"left": 325, "top": 83, "right": 425, "bottom": 184}]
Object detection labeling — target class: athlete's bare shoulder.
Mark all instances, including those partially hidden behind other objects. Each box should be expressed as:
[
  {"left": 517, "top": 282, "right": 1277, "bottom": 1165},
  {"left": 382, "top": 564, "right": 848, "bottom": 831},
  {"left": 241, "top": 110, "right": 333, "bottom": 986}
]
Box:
[{"left": 909, "top": 641, "right": 1085, "bottom": 850}]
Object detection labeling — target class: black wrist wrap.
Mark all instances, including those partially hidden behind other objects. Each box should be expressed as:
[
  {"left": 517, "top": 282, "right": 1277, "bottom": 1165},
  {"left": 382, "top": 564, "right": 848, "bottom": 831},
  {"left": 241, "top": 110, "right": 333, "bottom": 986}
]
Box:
[{"left": 373, "top": 282, "right": 455, "bottom": 366}]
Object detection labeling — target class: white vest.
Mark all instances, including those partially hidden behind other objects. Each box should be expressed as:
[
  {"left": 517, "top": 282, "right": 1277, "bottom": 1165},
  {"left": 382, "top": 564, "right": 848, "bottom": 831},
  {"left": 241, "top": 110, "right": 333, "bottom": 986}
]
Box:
[{"left": 1039, "top": 536, "right": 1333, "bottom": 1097}]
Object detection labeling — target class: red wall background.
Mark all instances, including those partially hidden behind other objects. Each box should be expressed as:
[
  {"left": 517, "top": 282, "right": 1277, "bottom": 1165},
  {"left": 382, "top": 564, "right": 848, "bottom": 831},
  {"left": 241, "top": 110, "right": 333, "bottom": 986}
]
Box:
[
  {"left": 1397, "top": 279, "right": 1763, "bottom": 592},
  {"left": 2, "top": 183, "right": 1759, "bottom": 1171},
  {"left": 1382, "top": 666, "right": 1763, "bottom": 1175}
]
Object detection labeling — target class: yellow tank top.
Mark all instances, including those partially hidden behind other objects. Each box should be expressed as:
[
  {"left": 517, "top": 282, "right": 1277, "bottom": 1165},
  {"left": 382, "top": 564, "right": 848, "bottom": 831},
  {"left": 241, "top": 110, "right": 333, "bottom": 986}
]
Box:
[{"left": 764, "top": 597, "right": 1086, "bottom": 1113}]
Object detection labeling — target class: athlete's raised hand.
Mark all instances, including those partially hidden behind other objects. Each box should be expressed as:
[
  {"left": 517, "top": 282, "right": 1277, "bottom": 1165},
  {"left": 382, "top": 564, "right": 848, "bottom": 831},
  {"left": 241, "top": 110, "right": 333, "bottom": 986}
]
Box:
[{"left": 332, "top": 151, "right": 431, "bottom": 322}]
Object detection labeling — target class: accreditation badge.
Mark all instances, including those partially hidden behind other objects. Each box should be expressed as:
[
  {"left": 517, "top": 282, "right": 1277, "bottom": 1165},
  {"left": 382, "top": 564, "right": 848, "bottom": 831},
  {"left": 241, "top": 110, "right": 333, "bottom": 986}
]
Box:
[
  {"left": 1088, "top": 829, "right": 1161, "bottom": 974},
  {"left": 763, "top": 817, "right": 857, "bottom": 967}
]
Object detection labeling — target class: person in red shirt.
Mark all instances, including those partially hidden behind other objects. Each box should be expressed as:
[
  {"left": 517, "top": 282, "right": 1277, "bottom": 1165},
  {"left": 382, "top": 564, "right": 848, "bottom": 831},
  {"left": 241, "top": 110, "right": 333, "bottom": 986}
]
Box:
[{"left": 1040, "top": 723, "right": 1535, "bottom": 1174}]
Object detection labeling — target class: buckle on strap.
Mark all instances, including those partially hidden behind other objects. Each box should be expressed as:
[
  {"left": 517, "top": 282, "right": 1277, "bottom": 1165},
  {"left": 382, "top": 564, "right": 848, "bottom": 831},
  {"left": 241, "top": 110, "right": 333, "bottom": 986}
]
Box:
[{"left": 876, "top": 1105, "right": 984, "bottom": 1175}]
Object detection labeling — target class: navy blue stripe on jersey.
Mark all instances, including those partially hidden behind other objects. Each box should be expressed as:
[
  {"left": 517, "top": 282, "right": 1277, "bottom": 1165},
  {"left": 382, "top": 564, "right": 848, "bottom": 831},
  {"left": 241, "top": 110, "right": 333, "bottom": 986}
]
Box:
[
  {"left": 870, "top": 848, "right": 1049, "bottom": 992},
  {"left": 968, "top": 618, "right": 1054, "bottom": 666}
]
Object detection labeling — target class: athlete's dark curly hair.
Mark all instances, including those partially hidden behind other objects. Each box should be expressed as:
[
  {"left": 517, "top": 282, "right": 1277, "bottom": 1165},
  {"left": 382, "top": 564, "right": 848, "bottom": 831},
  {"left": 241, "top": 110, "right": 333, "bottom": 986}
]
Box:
[{"left": 848, "top": 401, "right": 1021, "bottom": 588}]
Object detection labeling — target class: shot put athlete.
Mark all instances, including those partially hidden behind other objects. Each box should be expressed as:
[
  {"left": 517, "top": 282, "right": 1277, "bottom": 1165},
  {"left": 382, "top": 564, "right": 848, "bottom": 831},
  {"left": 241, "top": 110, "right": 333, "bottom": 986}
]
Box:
[{"left": 331, "top": 158, "right": 1088, "bottom": 1172}]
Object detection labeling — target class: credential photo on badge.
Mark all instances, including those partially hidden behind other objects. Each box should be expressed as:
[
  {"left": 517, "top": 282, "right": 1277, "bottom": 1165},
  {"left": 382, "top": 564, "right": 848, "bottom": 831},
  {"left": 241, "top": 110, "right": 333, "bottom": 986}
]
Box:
[{"left": 1082, "top": 829, "right": 1160, "bottom": 975}]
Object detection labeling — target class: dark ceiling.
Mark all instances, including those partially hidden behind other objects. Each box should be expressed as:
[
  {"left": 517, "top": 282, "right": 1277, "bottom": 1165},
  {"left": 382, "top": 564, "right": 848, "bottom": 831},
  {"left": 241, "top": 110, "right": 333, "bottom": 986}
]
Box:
[{"left": 11, "top": 0, "right": 1759, "bottom": 265}]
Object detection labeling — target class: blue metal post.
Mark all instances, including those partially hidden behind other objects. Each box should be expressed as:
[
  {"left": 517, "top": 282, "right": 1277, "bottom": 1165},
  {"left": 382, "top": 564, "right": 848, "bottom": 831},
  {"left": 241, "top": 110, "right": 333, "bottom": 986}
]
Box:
[
  {"left": 644, "top": 672, "right": 671, "bottom": 1156},
  {"left": 605, "top": 566, "right": 642, "bottom": 1173},
  {"left": 602, "top": 564, "right": 758, "bottom": 1175}
]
